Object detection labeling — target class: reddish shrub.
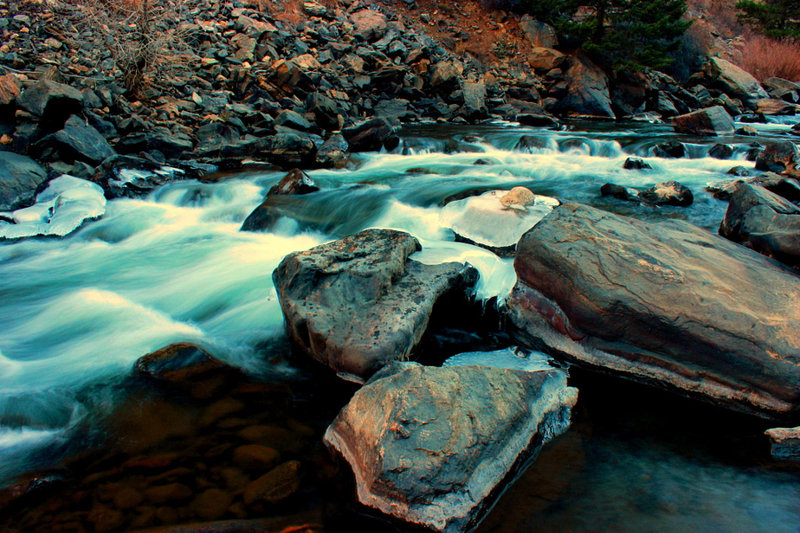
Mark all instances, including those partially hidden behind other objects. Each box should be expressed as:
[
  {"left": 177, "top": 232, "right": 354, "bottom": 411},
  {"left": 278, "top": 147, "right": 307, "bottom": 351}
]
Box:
[{"left": 738, "top": 34, "right": 800, "bottom": 82}]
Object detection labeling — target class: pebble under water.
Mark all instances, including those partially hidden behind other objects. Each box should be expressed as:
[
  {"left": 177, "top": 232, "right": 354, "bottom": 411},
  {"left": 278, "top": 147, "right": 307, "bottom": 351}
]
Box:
[{"left": 0, "top": 119, "right": 799, "bottom": 532}]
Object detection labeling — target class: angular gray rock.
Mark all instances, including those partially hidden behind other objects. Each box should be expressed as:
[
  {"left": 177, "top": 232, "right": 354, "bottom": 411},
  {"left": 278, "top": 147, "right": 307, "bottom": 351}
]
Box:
[
  {"left": 720, "top": 182, "right": 800, "bottom": 266},
  {"left": 0, "top": 151, "right": 48, "bottom": 211},
  {"left": 507, "top": 202, "right": 800, "bottom": 418},
  {"left": 556, "top": 55, "right": 614, "bottom": 119},
  {"left": 272, "top": 229, "right": 478, "bottom": 380},
  {"left": 45, "top": 115, "right": 116, "bottom": 165},
  {"left": 518, "top": 16, "right": 558, "bottom": 48},
  {"left": 765, "top": 426, "right": 800, "bottom": 461},
  {"left": 17, "top": 79, "right": 83, "bottom": 128},
  {"left": 706, "top": 58, "right": 769, "bottom": 108},
  {"left": 755, "top": 141, "right": 799, "bottom": 175},
  {"left": 324, "top": 362, "right": 578, "bottom": 532},
  {"left": 672, "top": 106, "right": 734, "bottom": 136}
]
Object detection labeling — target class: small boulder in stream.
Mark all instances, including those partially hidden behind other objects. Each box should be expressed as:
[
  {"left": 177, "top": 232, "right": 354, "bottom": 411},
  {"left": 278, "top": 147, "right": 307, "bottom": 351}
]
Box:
[
  {"left": 324, "top": 362, "right": 577, "bottom": 532},
  {"left": 272, "top": 229, "right": 478, "bottom": 381},
  {"left": 241, "top": 169, "right": 319, "bottom": 232},
  {"left": 507, "top": 202, "right": 800, "bottom": 418},
  {"left": 638, "top": 180, "right": 693, "bottom": 206},
  {"left": 754, "top": 141, "right": 799, "bottom": 175},
  {"left": 672, "top": 106, "right": 734, "bottom": 136}
]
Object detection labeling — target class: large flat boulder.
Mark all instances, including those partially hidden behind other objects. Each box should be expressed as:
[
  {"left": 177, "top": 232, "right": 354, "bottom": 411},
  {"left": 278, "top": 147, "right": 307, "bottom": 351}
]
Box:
[
  {"left": 272, "top": 229, "right": 478, "bottom": 381},
  {"left": 324, "top": 362, "right": 577, "bottom": 532},
  {"left": 506, "top": 202, "right": 800, "bottom": 418}
]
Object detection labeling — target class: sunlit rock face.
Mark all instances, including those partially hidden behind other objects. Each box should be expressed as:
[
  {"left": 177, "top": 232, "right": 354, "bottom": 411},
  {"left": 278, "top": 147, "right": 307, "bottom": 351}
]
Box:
[
  {"left": 0, "top": 175, "right": 105, "bottom": 240},
  {"left": 507, "top": 202, "right": 800, "bottom": 418},
  {"left": 324, "top": 362, "right": 577, "bottom": 532}
]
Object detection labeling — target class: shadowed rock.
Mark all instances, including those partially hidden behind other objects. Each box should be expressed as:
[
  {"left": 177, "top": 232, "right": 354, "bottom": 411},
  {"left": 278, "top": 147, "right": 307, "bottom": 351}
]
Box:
[
  {"left": 0, "top": 151, "right": 48, "bottom": 211},
  {"left": 324, "top": 362, "right": 577, "bottom": 532},
  {"left": 672, "top": 106, "right": 734, "bottom": 136},
  {"left": 765, "top": 427, "right": 800, "bottom": 461},
  {"left": 507, "top": 202, "right": 800, "bottom": 418},
  {"left": 272, "top": 229, "right": 478, "bottom": 381}
]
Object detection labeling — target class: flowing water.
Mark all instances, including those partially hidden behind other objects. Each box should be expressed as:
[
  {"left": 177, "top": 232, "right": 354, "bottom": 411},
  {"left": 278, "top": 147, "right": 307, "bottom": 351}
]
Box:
[{"left": 0, "top": 118, "right": 799, "bottom": 531}]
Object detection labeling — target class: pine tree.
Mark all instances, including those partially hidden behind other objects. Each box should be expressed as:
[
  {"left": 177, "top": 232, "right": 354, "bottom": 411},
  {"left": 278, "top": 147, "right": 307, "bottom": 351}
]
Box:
[
  {"left": 517, "top": 0, "right": 692, "bottom": 72},
  {"left": 736, "top": 0, "right": 800, "bottom": 40}
]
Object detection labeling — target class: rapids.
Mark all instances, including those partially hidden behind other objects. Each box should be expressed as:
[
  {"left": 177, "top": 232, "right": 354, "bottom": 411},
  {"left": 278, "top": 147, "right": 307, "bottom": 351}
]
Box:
[{"left": 1, "top": 118, "right": 799, "bottom": 531}]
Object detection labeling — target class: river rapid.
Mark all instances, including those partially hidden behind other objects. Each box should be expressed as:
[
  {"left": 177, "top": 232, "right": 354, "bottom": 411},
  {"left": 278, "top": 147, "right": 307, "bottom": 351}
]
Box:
[{"left": 1, "top": 118, "right": 799, "bottom": 531}]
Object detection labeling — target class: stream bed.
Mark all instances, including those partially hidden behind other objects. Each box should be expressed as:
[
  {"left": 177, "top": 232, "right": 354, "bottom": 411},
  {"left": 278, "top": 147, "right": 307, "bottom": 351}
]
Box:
[{"left": 1, "top": 118, "right": 799, "bottom": 532}]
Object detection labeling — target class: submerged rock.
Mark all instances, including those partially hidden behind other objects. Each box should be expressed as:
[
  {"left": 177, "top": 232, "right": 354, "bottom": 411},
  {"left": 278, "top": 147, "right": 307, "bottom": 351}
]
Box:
[
  {"left": 623, "top": 157, "right": 651, "bottom": 170},
  {"left": 272, "top": 229, "right": 478, "bottom": 381},
  {"left": 507, "top": 203, "right": 800, "bottom": 418},
  {"left": 600, "top": 183, "right": 636, "bottom": 201},
  {"left": 440, "top": 189, "right": 559, "bottom": 256},
  {"left": 0, "top": 175, "right": 105, "bottom": 240},
  {"left": 324, "top": 362, "right": 577, "bottom": 532},
  {"left": 765, "top": 427, "right": 800, "bottom": 461}
]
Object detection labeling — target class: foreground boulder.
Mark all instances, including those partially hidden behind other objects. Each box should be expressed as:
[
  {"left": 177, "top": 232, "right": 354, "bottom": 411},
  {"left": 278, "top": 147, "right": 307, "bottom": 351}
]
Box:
[
  {"left": 272, "top": 229, "right": 478, "bottom": 381},
  {"left": 672, "top": 106, "right": 734, "bottom": 136},
  {"left": 765, "top": 427, "right": 800, "bottom": 461},
  {"left": 507, "top": 203, "right": 800, "bottom": 418},
  {"left": 440, "top": 188, "right": 559, "bottom": 256},
  {"left": 324, "top": 362, "right": 577, "bottom": 532},
  {"left": 0, "top": 151, "right": 48, "bottom": 211},
  {"left": 0, "top": 175, "right": 105, "bottom": 240},
  {"left": 719, "top": 182, "right": 800, "bottom": 267}
]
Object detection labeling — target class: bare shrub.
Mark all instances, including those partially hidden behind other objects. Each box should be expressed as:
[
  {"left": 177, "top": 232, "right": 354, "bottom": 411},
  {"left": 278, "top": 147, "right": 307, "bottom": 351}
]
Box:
[
  {"left": 61, "top": 0, "right": 195, "bottom": 98},
  {"left": 738, "top": 34, "right": 800, "bottom": 81}
]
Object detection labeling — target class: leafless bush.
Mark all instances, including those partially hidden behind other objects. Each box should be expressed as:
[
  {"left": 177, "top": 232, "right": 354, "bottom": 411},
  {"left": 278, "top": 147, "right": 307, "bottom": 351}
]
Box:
[
  {"left": 63, "top": 0, "right": 194, "bottom": 98},
  {"left": 738, "top": 34, "right": 800, "bottom": 81}
]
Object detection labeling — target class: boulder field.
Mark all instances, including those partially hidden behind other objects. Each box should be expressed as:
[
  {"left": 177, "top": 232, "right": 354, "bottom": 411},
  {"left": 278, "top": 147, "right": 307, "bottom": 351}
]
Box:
[{"left": 506, "top": 202, "right": 800, "bottom": 419}]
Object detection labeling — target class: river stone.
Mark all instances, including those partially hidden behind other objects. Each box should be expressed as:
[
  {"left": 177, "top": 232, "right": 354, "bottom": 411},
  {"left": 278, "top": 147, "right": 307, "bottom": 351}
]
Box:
[
  {"left": 440, "top": 189, "right": 559, "bottom": 256},
  {"left": 765, "top": 427, "right": 800, "bottom": 461},
  {"left": 241, "top": 169, "right": 319, "bottom": 232},
  {"left": 719, "top": 182, "right": 800, "bottom": 267},
  {"left": 754, "top": 141, "right": 799, "bottom": 175},
  {"left": 0, "top": 175, "right": 105, "bottom": 240},
  {"left": 507, "top": 202, "right": 800, "bottom": 418},
  {"left": 707, "top": 57, "right": 769, "bottom": 108},
  {"left": 672, "top": 106, "right": 734, "bottom": 136},
  {"left": 272, "top": 229, "right": 479, "bottom": 381},
  {"left": 637, "top": 180, "right": 693, "bottom": 206},
  {"left": 324, "top": 362, "right": 577, "bottom": 533},
  {"left": 0, "top": 151, "right": 48, "bottom": 211}
]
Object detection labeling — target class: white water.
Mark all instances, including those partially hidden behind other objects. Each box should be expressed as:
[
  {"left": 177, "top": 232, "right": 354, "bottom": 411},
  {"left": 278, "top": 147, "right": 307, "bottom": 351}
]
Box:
[{"left": 0, "top": 118, "right": 797, "bottom": 483}]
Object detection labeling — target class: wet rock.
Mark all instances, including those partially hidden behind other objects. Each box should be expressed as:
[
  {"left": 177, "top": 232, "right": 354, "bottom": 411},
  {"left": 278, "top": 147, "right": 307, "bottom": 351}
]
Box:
[
  {"left": 0, "top": 175, "right": 105, "bottom": 240},
  {"left": 241, "top": 168, "right": 319, "bottom": 232},
  {"left": 765, "top": 427, "right": 800, "bottom": 461},
  {"left": 92, "top": 155, "right": 182, "bottom": 199},
  {"left": 709, "top": 143, "right": 733, "bottom": 159},
  {"left": 600, "top": 183, "right": 636, "bottom": 201},
  {"left": 144, "top": 483, "right": 193, "bottom": 505},
  {"left": 342, "top": 117, "right": 395, "bottom": 152},
  {"left": 39, "top": 115, "right": 116, "bottom": 165},
  {"left": 555, "top": 55, "right": 614, "bottom": 119},
  {"left": 272, "top": 229, "right": 478, "bottom": 380},
  {"left": 623, "top": 157, "right": 651, "bottom": 170},
  {"left": 517, "top": 114, "right": 560, "bottom": 129},
  {"left": 638, "top": 181, "right": 693, "bottom": 206},
  {"left": 719, "top": 182, "right": 800, "bottom": 267},
  {"left": 672, "top": 106, "right": 734, "bottom": 136},
  {"left": 17, "top": 79, "right": 83, "bottom": 130},
  {"left": 243, "top": 460, "right": 301, "bottom": 506},
  {"left": 507, "top": 202, "right": 800, "bottom": 417},
  {"left": 233, "top": 445, "right": 280, "bottom": 471},
  {"left": 653, "top": 141, "right": 685, "bottom": 158},
  {"left": 440, "top": 189, "right": 559, "bottom": 256},
  {"left": 191, "top": 488, "right": 233, "bottom": 521},
  {"left": 727, "top": 166, "right": 752, "bottom": 177},
  {"left": 519, "top": 16, "right": 558, "bottom": 48},
  {"left": 0, "top": 151, "right": 48, "bottom": 211},
  {"left": 754, "top": 141, "right": 799, "bottom": 175},
  {"left": 324, "top": 362, "right": 577, "bottom": 533},
  {"left": 134, "top": 343, "right": 244, "bottom": 399},
  {"left": 513, "top": 135, "right": 549, "bottom": 152}
]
